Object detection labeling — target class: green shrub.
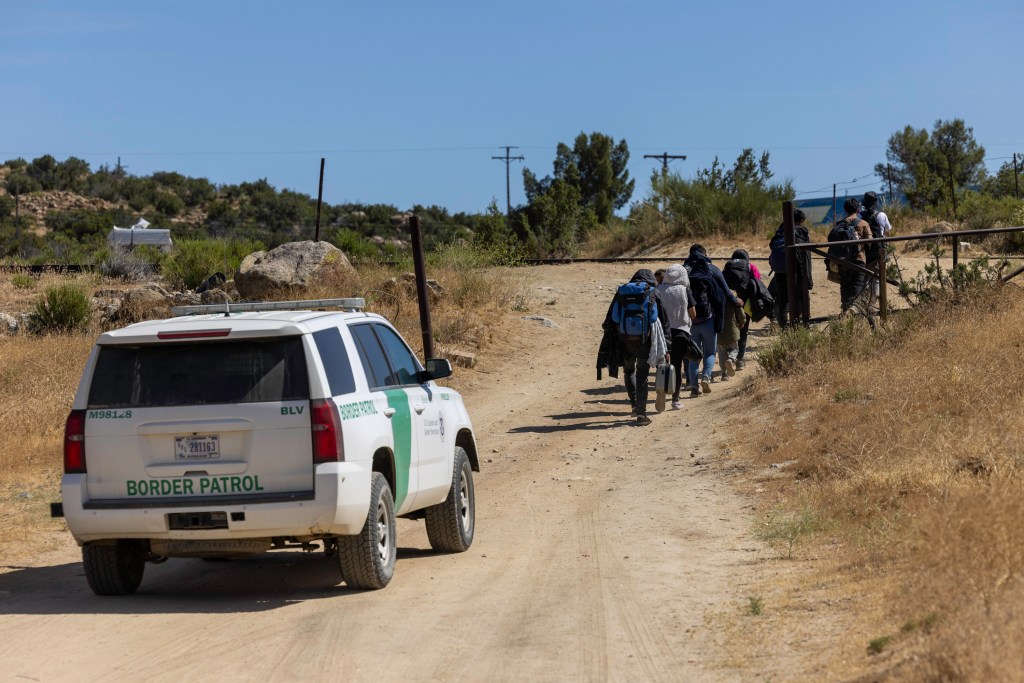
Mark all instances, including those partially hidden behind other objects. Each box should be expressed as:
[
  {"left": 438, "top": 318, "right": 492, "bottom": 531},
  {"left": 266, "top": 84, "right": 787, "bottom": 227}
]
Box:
[
  {"left": 162, "top": 238, "right": 265, "bottom": 290},
  {"left": 99, "top": 246, "right": 161, "bottom": 281},
  {"left": 11, "top": 273, "right": 35, "bottom": 289},
  {"left": 29, "top": 283, "right": 91, "bottom": 334},
  {"left": 328, "top": 228, "right": 387, "bottom": 263}
]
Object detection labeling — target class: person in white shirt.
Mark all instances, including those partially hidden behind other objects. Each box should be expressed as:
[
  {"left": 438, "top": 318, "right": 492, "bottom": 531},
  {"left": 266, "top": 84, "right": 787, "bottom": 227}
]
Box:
[{"left": 861, "top": 191, "right": 893, "bottom": 302}]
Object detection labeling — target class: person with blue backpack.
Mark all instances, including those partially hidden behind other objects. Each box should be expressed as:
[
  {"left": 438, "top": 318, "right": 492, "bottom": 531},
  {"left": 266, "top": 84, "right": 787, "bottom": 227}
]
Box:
[
  {"left": 767, "top": 209, "right": 813, "bottom": 329},
  {"left": 683, "top": 245, "right": 740, "bottom": 397},
  {"left": 603, "top": 269, "right": 671, "bottom": 426}
]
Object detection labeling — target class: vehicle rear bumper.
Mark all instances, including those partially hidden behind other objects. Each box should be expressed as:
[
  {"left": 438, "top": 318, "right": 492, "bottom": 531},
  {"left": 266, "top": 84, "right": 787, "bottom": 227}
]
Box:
[{"left": 60, "top": 463, "right": 372, "bottom": 544}]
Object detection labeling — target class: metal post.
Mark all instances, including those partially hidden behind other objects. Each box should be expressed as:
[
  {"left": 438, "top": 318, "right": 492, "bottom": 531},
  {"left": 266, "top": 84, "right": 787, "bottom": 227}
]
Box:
[
  {"left": 952, "top": 237, "right": 959, "bottom": 269},
  {"left": 783, "top": 201, "right": 799, "bottom": 327},
  {"left": 314, "top": 157, "right": 325, "bottom": 242},
  {"left": 832, "top": 184, "right": 837, "bottom": 222},
  {"left": 877, "top": 250, "right": 888, "bottom": 324},
  {"left": 887, "top": 163, "right": 894, "bottom": 204},
  {"left": 409, "top": 215, "right": 435, "bottom": 359}
]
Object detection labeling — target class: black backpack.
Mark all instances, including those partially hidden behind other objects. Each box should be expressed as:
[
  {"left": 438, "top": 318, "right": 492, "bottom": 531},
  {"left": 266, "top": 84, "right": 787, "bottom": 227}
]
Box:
[
  {"left": 723, "top": 259, "right": 751, "bottom": 297},
  {"left": 827, "top": 219, "right": 858, "bottom": 263},
  {"left": 863, "top": 209, "right": 882, "bottom": 261},
  {"left": 748, "top": 277, "right": 775, "bottom": 322},
  {"left": 689, "top": 271, "right": 713, "bottom": 320}
]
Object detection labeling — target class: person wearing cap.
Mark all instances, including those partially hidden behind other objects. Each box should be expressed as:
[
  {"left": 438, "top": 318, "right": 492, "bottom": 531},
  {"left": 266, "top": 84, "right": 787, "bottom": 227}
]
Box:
[{"left": 861, "top": 191, "right": 893, "bottom": 304}]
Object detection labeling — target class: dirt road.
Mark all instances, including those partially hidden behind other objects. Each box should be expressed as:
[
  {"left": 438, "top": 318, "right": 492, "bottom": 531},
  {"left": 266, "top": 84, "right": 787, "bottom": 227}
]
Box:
[{"left": 0, "top": 259, "right": 894, "bottom": 682}]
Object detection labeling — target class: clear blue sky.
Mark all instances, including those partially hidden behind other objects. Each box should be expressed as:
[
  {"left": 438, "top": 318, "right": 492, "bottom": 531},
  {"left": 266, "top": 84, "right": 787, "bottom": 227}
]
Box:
[{"left": 2, "top": 1, "right": 1022, "bottom": 215}]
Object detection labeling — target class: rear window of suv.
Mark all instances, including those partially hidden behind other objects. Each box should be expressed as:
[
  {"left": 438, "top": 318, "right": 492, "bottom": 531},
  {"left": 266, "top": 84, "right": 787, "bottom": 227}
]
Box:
[{"left": 87, "top": 338, "right": 310, "bottom": 408}]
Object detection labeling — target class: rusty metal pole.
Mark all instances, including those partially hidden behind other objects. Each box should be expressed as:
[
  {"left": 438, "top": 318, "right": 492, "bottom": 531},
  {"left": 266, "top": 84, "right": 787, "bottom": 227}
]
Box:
[
  {"left": 409, "top": 215, "right": 435, "bottom": 359},
  {"left": 952, "top": 238, "right": 959, "bottom": 269},
  {"left": 877, "top": 250, "right": 888, "bottom": 324},
  {"left": 314, "top": 157, "right": 325, "bottom": 242},
  {"left": 783, "top": 201, "right": 799, "bottom": 327}
]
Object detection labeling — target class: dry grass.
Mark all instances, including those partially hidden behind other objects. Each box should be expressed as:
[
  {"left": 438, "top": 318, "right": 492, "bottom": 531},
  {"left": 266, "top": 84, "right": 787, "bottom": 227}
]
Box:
[{"left": 736, "top": 284, "right": 1024, "bottom": 679}]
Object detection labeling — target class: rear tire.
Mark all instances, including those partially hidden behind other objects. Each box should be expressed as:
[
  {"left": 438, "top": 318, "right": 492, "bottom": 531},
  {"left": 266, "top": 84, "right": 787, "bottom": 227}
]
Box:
[
  {"left": 425, "top": 447, "right": 475, "bottom": 553},
  {"left": 337, "top": 472, "right": 396, "bottom": 590},
  {"left": 82, "top": 541, "right": 145, "bottom": 596}
]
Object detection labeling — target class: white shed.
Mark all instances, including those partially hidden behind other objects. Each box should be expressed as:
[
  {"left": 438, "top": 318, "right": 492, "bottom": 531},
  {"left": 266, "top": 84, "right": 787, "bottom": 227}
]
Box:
[{"left": 107, "top": 219, "right": 173, "bottom": 248}]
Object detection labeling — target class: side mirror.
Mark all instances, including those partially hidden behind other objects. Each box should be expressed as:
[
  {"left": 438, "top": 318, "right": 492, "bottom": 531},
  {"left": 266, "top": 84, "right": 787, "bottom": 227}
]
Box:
[{"left": 420, "top": 358, "right": 452, "bottom": 382}]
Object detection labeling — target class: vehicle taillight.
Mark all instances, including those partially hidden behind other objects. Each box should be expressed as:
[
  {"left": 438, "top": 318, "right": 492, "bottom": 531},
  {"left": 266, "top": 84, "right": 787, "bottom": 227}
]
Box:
[
  {"left": 64, "top": 409, "right": 87, "bottom": 473},
  {"left": 310, "top": 399, "right": 344, "bottom": 463}
]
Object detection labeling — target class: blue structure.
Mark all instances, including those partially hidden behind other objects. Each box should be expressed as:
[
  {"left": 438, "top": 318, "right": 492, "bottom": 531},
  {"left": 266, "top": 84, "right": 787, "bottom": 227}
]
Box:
[{"left": 796, "top": 192, "right": 906, "bottom": 225}]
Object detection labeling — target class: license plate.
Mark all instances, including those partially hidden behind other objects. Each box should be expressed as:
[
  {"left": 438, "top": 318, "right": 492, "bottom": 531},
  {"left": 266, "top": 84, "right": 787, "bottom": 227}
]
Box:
[{"left": 175, "top": 435, "right": 220, "bottom": 460}]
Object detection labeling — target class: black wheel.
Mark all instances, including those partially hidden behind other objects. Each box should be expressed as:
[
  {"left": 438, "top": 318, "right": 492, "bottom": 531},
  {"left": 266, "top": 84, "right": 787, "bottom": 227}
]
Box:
[
  {"left": 337, "top": 472, "right": 396, "bottom": 590},
  {"left": 425, "top": 447, "right": 475, "bottom": 553},
  {"left": 82, "top": 541, "right": 145, "bottom": 596}
]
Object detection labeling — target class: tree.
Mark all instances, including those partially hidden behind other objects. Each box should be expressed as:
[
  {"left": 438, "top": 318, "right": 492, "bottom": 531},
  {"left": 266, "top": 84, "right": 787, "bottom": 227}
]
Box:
[
  {"left": 524, "top": 131, "right": 633, "bottom": 224},
  {"left": 983, "top": 159, "right": 1021, "bottom": 199},
  {"left": 693, "top": 149, "right": 773, "bottom": 193},
  {"left": 876, "top": 119, "right": 986, "bottom": 210}
]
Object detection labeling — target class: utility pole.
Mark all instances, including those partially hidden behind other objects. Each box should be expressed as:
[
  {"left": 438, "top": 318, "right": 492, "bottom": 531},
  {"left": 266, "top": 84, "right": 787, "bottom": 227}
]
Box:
[
  {"left": 492, "top": 146, "right": 524, "bottom": 223},
  {"left": 887, "top": 163, "right": 894, "bottom": 204},
  {"left": 643, "top": 152, "right": 687, "bottom": 175},
  {"left": 644, "top": 153, "right": 686, "bottom": 215},
  {"left": 1014, "top": 153, "right": 1020, "bottom": 201}
]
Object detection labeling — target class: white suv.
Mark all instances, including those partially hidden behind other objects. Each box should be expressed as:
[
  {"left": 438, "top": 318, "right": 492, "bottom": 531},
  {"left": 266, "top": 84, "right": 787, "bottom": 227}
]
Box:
[{"left": 57, "top": 299, "right": 478, "bottom": 594}]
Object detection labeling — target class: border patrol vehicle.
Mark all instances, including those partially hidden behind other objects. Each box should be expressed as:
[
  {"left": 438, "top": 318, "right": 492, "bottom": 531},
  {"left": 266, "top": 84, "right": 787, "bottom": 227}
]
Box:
[{"left": 55, "top": 298, "right": 479, "bottom": 594}]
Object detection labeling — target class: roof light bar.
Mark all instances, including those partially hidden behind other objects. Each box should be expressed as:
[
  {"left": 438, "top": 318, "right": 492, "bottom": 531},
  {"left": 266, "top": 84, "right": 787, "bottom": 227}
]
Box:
[{"left": 170, "top": 298, "right": 366, "bottom": 317}]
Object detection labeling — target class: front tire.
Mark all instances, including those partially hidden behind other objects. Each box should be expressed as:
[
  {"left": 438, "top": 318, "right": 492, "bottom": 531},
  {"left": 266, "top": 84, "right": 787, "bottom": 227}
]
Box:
[
  {"left": 337, "top": 472, "right": 396, "bottom": 590},
  {"left": 82, "top": 541, "right": 145, "bottom": 596},
  {"left": 425, "top": 447, "right": 475, "bottom": 553}
]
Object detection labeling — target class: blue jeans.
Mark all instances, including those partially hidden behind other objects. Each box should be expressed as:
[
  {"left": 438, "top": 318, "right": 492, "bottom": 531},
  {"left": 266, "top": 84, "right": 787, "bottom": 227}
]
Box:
[{"left": 687, "top": 319, "right": 717, "bottom": 386}]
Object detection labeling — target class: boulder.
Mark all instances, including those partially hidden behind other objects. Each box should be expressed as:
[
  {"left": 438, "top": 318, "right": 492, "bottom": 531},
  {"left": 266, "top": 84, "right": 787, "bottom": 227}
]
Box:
[
  {"left": 200, "top": 288, "right": 232, "bottom": 305},
  {"left": 0, "top": 312, "right": 19, "bottom": 335},
  {"left": 234, "top": 241, "right": 354, "bottom": 300}
]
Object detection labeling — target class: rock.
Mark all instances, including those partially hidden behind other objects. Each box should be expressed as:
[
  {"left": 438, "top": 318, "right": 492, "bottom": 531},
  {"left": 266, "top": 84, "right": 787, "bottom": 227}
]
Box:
[
  {"left": 0, "top": 312, "right": 19, "bottom": 335},
  {"left": 446, "top": 349, "right": 477, "bottom": 368},
  {"left": 170, "top": 291, "right": 202, "bottom": 306},
  {"left": 195, "top": 272, "right": 227, "bottom": 294},
  {"left": 124, "top": 285, "right": 170, "bottom": 307},
  {"left": 522, "top": 315, "right": 559, "bottom": 328},
  {"left": 925, "top": 221, "right": 954, "bottom": 234},
  {"left": 234, "top": 241, "right": 354, "bottom": 300},
  {"left": 200, "top": 288, "right": 232, "bottom": 305}
]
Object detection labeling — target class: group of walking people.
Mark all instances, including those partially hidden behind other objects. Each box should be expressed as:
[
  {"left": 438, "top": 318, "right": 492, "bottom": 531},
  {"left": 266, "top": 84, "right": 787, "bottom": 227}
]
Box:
[
  {"left": 597, "top": 244, "right": 763, "bottom": 426},
  {"left": 597, "top": 191, "right": 894, "bottom": 426}
]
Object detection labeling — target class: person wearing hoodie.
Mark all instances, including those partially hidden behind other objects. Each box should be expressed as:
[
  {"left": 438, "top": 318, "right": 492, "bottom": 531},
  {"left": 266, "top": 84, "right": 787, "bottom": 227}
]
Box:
[
  {"left": 656, "top": 264, "right": 697, "bottom": 409},
  {"left": 603, "top": 269, "right": 671, "bottom": 425},
  {"left": 722, "top": 249, "right": 763, "bottom": 370},
  {"left": 684, "top": 245, "right": 741, "bottom": 396},
  {"left": 769, "top": 209, "right": 814, "bottom": 328}
]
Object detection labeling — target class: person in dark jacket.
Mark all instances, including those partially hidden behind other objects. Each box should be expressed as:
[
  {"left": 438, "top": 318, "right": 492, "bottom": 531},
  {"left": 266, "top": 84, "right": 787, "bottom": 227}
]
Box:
[
  {"left": 683, "top": 245, "right": 741, "bottom": 396},
  {"left": 603, "top": 269, "right": 671, "bottom": 425},
  {"left": 770, "top": 209, "right": 814, "bottom": 328}
]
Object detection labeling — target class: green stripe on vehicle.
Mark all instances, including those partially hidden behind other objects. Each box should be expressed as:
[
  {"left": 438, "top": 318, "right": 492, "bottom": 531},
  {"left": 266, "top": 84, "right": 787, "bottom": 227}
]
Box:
[{"left": 384, "top": 389, "right": 412, "bottom": 509}]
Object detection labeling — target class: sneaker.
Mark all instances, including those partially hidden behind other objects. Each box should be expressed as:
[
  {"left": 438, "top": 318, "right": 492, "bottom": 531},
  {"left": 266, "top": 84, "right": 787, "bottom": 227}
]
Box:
[
  {"left": 636, "top": 414, "right": 652, "bottom": 426},
  {"left": 690, "top": 388, "right": 700, "bottom": 398},
  {"left": 630, "top": 405, "right": 639, "bottom": 416},
  {"left": 720, "top": 372, "right": 730, "bottom": 382},
  {"left": 701, "top": 377, "right": 712, "bottom": 394},
  {"left": 736, "top": 359, "right": 746, "bottom": 371},
  {"left": 722, "top": 358, "right": 735, "bottom": 376},
  {"left": 671, "top": 400, "right": 682, "bottom": 410}
]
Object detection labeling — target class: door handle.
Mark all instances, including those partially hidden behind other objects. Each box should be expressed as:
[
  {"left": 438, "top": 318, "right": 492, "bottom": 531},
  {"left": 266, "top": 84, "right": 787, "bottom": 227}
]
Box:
[
  {"left": 413, "top": 405, "right": 426, "bottom": 415},
  {"left": 383, "top": 408, "right": 396, "bottom": 418}
]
